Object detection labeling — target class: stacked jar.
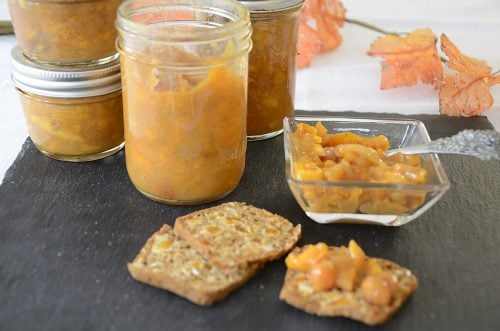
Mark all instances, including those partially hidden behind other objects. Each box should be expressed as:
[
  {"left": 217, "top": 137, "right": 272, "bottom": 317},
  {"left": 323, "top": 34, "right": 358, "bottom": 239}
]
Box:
[{"left": 8, "top": 0, "right": 124, "bottom": 161}]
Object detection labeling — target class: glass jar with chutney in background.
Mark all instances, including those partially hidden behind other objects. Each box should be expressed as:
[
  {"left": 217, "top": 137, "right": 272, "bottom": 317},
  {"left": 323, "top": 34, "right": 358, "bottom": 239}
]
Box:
[
  {"left": 239, "top": 0, "right": 305, "bottom": 140},
  {"left": 116, "top": 0, "right": 252, "bottom": 205},
  {"left": 11, "top": 47, "right": 124, "bottom": 162},
  {"left": 8, "top": 0, "right": 122, "bottom": 64}
]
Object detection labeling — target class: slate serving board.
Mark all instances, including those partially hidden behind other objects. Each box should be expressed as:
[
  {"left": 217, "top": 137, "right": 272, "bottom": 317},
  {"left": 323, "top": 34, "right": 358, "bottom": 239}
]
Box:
[{"left": 1, "top": 111, "right": 499, "bottom": 331}]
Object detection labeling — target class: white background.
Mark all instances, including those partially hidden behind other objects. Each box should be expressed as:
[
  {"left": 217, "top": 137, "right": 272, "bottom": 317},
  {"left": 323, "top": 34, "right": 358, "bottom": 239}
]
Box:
[{"left": 1, "top": 0, "right": 499, "bottom": 181}]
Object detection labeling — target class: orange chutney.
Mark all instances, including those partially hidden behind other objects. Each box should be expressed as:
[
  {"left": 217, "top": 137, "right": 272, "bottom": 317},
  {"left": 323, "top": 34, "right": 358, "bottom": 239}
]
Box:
[
  {"left": 240, "top": 0, "right": 304, "bottom": 140},
  {"left": 290, "top": 122, "right": 428, "bottom": 214},
  {"left": 19, "top": 91, "right": 124, "bottom": 161},
  {"left": 8, "top": 0, "right": 121, "bottom": 63},
  {"left": 11, "top": 47, "right": 124, "bottom": 162},
  {"left": 245, "top": 1, "right": 303, "bottom": 139},
  {"left": 121, "top": 59, "right": 247, "bottom": 204},
  {"left": 286, "top": 241, "right": 398, "bottom": 306}
]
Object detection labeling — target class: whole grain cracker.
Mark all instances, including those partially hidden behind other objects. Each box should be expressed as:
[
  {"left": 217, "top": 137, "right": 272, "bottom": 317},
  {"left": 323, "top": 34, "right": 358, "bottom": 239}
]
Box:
[
  {"left": 128, "top": 224, "right": 261, "bottom": 306},
  {"left": 173, "top": 202, "right": 301, "bottom": 269}
]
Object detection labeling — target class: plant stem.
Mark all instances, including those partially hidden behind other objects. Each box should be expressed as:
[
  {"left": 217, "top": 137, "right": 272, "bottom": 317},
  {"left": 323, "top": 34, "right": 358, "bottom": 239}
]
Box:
[
  {"left": 344, "top": 17, "right": 400, "bottom": 36},
  {"left": 490, "top": 75, "right": 500, "bottom": 86},
  {"left": 0, "top": 21, "right": 14, "bottom": 35}
]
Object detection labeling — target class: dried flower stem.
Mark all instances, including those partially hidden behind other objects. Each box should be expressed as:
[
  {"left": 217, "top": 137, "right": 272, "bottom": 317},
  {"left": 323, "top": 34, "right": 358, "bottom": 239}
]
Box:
[
  {"left": 491, "top": 76, "right": 500, "bottom": 84},
  {"left": 344, "top": 17, "right": 400, "bottom": 36}
]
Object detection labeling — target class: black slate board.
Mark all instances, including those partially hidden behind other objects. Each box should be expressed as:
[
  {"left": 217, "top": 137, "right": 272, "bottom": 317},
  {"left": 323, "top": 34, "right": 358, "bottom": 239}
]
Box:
[{"left": 1, "top": 111, "right": 499, "bottom": 331}]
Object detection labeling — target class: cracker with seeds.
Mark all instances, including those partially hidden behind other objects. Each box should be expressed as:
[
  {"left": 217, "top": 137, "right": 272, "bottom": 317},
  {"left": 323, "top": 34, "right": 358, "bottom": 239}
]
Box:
[
  {"left": 173, "top": 202, "right": 301, "bottom": 269},
  {"left": 128, "top": 224, "right": 261, "bottom": 306}
]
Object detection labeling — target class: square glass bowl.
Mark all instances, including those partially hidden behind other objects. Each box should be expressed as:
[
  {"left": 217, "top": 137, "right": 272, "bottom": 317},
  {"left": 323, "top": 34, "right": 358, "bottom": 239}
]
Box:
[{"left": 284, "top": 115, "right": 450, "bottom": 226}]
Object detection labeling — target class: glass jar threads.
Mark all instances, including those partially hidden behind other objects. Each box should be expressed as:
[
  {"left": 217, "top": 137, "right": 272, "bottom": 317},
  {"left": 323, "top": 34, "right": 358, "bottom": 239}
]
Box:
[
  {"left": 11, "top": 47, "right": 124, "bottom": 162},
  {"left": 240, "top": 0, "right": 304, "bottom": 140},
  {"left": 116, "top": 0, "right": 252, "bottom": 205},
  {"left": 8, "top": 0, "right": 121, "bottom": 64}
]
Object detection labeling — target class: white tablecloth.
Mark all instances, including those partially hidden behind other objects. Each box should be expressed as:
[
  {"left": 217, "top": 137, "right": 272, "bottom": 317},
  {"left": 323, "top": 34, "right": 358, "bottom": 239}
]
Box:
[{"left": 1, "top": 0, "right": 499, "bottom": 181}]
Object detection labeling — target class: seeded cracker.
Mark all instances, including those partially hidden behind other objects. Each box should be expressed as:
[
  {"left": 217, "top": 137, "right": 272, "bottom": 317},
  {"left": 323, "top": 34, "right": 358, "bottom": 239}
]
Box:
[
  {"left": 128, "top": 224, "right": 261, "bottom": 306},
  {"left": 173, "top": 202, "right": 302, "bottom": 269}
]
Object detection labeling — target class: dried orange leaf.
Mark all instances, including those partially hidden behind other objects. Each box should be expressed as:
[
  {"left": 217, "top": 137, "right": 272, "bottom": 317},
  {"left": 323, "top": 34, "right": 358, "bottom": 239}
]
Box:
[
  {"left": 368, "top": 28, "right": 443, "bottom": 89},
  {"left": 441, "top": 34, "right": 491, "bottom": 77},
  {"left": 439, "top": 75, "right": 495, "bottom": 116},
  {"left": 298, "top": 0, "right": 345, "bottom": 68},
  {"left": 439, "top": 34, "right": 500, "bottom": 116}
]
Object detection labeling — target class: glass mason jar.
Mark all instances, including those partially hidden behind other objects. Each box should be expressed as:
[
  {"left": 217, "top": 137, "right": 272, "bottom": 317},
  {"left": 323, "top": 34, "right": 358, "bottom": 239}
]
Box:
[
  {"left": 11, "top": 46, "right": 124, "bottom": 162},
  {"left": 116, "top": 0, "right": 252, "bottom": 205},
  {"left": 8, "top": 0, "right": 122, "bottom": 64},
  {"left": 240, "top": 0, "right": 304, "bottom": 140}
]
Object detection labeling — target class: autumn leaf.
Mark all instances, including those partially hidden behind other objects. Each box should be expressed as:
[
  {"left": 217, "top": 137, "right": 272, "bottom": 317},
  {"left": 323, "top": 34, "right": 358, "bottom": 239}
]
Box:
[
  {"left": 439, "top": 34, "right": 500, "bottom": 116},
  {"left": 298, "top": 0, "right": 346, "bottom": 68},
  {"left": 298, "top": 22, "right": 322, "bottom": 68},
  {"left": 367, "top": 28, "right": 443, "bottom": 89}
]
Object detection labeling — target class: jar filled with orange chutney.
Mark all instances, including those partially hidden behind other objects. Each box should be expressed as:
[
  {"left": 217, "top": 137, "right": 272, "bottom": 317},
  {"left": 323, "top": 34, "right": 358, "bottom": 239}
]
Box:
[
  {"left": 11, "top": 47, "right": 124, "bottom": 162},
  {"left": 8, "top": 0, "right": 121, "bottom": 64},
  {"left": 239, "top": 0, "right": 304, "bottom": 140},
  {"left": 116, "top": 0, "right": 253, "bottom": 205}
]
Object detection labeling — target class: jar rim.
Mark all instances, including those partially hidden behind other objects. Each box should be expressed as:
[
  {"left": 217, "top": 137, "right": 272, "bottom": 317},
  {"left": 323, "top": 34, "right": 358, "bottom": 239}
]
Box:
[
  {"left": 239, "top": 0, "right": 305, "bottom": 12},
  {"left": 116, "top": 0, "right": 251, "bottom": 44},
  {"left": 17, "top": 0, "right": 116, "bottom": 2}
]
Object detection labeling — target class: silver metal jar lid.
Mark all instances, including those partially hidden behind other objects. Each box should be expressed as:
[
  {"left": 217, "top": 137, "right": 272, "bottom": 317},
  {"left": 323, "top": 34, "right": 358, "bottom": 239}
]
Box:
[
  {"left": 10, "top": 46, "right": 121, "bottom": 98},
  {"left": 238, "top": 0, "right": 305, "bottom": 12}
]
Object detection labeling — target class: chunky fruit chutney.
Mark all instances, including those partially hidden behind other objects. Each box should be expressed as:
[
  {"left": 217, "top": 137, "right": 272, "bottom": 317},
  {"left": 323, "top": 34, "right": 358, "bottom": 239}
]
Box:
[
  {"left": 11, "top": 47, "right": 124, "bottom": 161},
  {"left": 241, "top": 0, "right": 304, "bottom": 140},
  {"left": 8, "top": 0, "right": 121, "bottom": 64},
  {"left": 19, "top": 91, "right": 124, "bottom": 160},
  {"left": 120, "top": 62, "right": 247, "bottom": 203},
  {"left": 290, "top": 122, "right": 428, "bottom": 214},
  {"left": 116, "top": 0, "right": 252, "bottom": 204},
  {"left": 286, "top": 241, "right": 398, "bottom": 306}
]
